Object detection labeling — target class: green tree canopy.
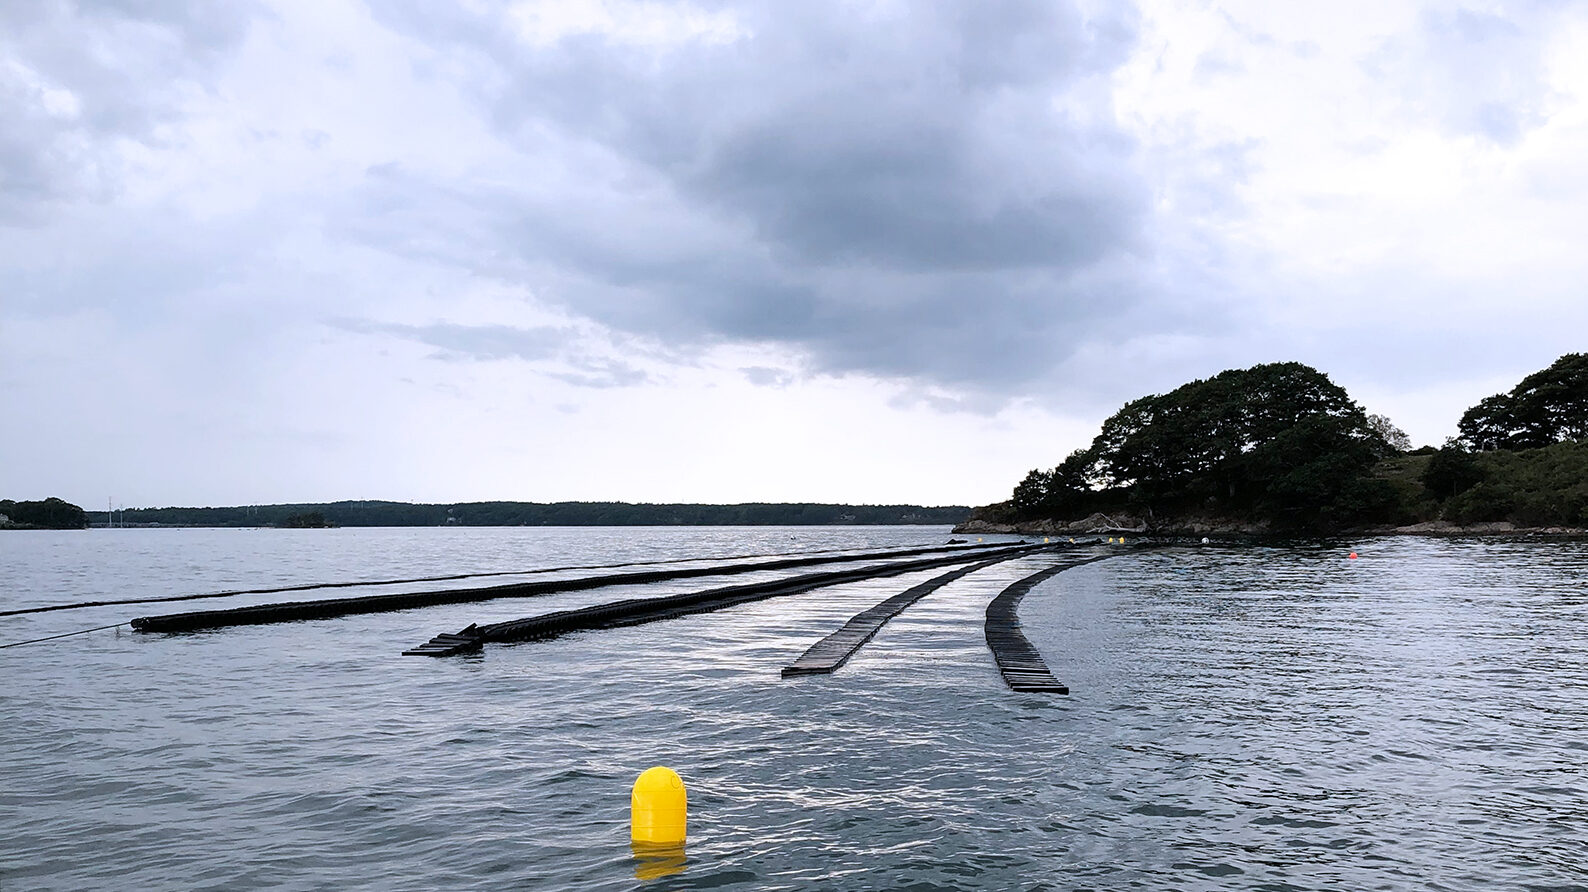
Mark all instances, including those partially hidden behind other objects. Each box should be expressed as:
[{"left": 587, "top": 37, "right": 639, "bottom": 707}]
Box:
[
  {"left": 1458, "top": 353, "right": 1588, "bottom": 451},
  {"left": 1366, "top": 413, "right": 1413, "bottom": 452},
  {"left": 1421, "top": 442, "right": 1484, "bottom": 500},
  {"left": 0, "top": 497, "right": 88, "bottom": 529},
  {"left": 1010, "top": 362, "right": 1394, "bottom": 528}
]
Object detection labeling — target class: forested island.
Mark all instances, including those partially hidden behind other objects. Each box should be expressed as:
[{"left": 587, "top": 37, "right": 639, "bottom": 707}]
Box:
[
  {"left": 0, "top": 497, "right": 89, "bottom": 530},
  {"left": 97, "top": 501, "right": 972, "bottom": 528},
  {"left": 961, "top": 354, "right": 1588, "bottom": 536}
]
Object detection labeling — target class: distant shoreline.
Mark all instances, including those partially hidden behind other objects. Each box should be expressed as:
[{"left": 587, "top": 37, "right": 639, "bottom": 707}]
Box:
[
  {"left": 96, "top": 500, "right": 973, "bottom": 529},
  {"left": 78, "top": 521, "right": 967, "bottom": 530}
]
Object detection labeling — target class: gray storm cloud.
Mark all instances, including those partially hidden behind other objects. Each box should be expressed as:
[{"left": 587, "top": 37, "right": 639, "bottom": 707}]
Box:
[
  {"left": 354, "top": 0, "right": 1154, "bottom": 393},
  {"left": 332, "top": 318, "right": 651, "bottom": 387}
]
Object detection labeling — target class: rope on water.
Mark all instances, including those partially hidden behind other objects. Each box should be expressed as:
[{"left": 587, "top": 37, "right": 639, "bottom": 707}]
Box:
[
  {"left": 0, "top": 622, "right": 128, "bottom": 650},
  {"left": 0, "top": 541, "right": 952, "bottom": 618}
]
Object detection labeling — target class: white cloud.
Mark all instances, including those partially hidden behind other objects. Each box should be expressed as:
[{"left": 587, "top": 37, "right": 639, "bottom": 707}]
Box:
[
  {"left": 1108, "top": 0, "right": 1588, "bottom": 444},
  {"left": 506, "top": 0, "right": 747, "bottom": 48}
]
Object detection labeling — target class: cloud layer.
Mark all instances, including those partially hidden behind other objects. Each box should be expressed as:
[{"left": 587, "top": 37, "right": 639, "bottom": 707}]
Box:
[
  {"left": 4, "top": 0, "right": 1588, "bottom": 507},
  {"left": 349, "top": 0, "right": 1155, "bottom": 393}
]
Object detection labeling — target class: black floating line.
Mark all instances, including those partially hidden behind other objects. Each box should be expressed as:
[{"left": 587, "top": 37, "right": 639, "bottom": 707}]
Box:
[
  {"left": 984, "top": 555, "right": 1112, "bottom": 694},
  {"left": 780, "top": 551, "right": 1035, "bottom": 677},
  {"left": 130, "top": 542, "right": 1017, "bottom": 634},
  {"left": 1, "top": 542, "right": 935, "bottom": 618},
  {"left": 403, "top": 544, "right": 1050, "bottom": 657}
]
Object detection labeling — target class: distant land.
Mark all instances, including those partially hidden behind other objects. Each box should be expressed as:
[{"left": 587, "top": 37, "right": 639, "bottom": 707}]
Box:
[
  {"left": 91, "top": 501, "right": 973, "bottom": 528},
  {"left": 1, "top": 497, "right": 88, "bottom": 530},
  {"left": 963, "top": 355, "right": 1588, "bottom": 536}
]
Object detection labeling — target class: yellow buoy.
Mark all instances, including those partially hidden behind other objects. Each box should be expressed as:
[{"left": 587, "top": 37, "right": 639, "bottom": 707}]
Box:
[{"left": 631, "top": 766, "right": 687, "bottom": 845}]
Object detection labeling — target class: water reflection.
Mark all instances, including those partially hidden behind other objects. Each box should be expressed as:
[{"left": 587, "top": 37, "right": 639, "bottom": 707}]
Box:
[{"left": 631, "top": 842, "right": 688, "bottom": 880}]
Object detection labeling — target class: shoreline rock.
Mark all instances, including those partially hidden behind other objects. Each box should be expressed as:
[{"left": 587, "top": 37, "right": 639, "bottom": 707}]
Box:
[{"left": 954, "top": 516, "right": 1588, "bottom": 537}]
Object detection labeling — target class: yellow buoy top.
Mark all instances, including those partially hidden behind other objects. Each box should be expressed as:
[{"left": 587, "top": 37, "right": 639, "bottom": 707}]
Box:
[{"left": 631, "top": 766, "right": 687, "bottom": 844}]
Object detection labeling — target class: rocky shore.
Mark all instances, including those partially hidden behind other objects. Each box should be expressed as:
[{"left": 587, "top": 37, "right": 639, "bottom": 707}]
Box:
[{"left": 953, "top": 512, "right": 1587, "bottom": 537}]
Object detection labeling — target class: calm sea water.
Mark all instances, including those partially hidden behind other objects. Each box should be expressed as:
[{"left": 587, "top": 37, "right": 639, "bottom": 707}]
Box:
[{"left": 2, "top": 528, "right": 1586, "bottom": 891}]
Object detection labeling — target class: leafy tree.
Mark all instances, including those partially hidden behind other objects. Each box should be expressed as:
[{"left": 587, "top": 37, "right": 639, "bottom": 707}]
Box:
[
  {"left": 1243, "top": 415, "right": 1388, "bottom": 523},
  {"left": 1458, "top": 353, "right": 1588, "bottom": 450},
  {"left": 1093, "top": 362, "right": 1386, "bottom": 512},
  {"left": 1421, "top": 443, "right": 1483, "bottom": 500},
  {"left": 1366, "top": 413, "right": 1413, "bottom": 452},
  {"left": 1011, "top": 469, "right": 1052, "bottom": 518},
  {"left": 1445, "top": 439, "right": 1588, "bottom": 526},
  {"left": 1046, "top": 448, "right": 1100, "bottom": 513},
  {"left": 1007, "top": 362, "right": 1391, "bottom": 528}
]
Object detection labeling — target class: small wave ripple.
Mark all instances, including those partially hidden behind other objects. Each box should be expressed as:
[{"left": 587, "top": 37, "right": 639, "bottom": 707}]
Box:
[{"left": 3, "top": 531, "right": 1586, "bottom": 890}]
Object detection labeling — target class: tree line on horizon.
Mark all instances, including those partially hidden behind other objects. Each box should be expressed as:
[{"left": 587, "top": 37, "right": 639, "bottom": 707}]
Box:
[
  {"left": 989, "top": 353, "right": 1588, "bottom": 531},
  {"left": 18, "top": 356, "right": 1585, "bottom": 533},
  {"left": 78, "top": 501, "right": 972, "bottom": 529},
  {"left": 0, "top": 497, "right": 89, "bottom": 530}
]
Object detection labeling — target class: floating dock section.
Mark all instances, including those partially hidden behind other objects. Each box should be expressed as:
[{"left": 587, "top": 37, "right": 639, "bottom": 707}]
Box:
[
  {"left": 983, "top": 556, "right": 1109, "bottom": 694},
  {"left": 403, "top": 544, "right": 1048, "bottom": 656},
  {"left": 4, "top": 544, "right": 909, "bottom": 619},
  {"left": 131, "top": 542, "right": 1015, "bottom": 634},
  {"left": 781, "top": 553, "right": 1024, "bottom": 677}
]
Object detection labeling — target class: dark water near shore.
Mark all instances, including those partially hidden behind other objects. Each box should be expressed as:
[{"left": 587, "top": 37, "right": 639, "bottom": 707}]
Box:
[{"left": 3, "top": 528, "right": 1586, "bottom": 890}]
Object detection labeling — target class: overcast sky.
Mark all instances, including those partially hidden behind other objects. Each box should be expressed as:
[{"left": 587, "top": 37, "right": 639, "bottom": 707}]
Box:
[{"left": 3, "top": 0, "right": 1586, "bottom": 510}]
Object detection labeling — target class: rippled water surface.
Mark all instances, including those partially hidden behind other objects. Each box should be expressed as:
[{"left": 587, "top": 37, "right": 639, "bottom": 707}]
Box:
[{"left": 4, "top": 528, "right": 1586, "bottom": 890}]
